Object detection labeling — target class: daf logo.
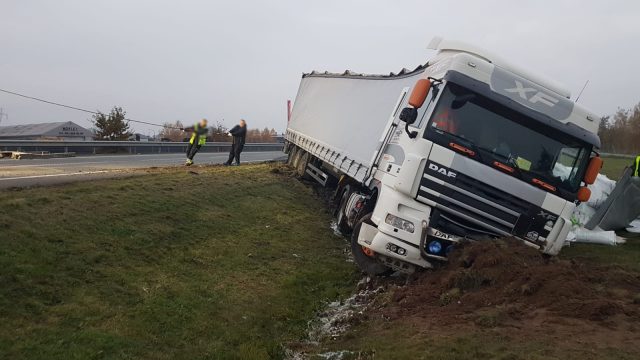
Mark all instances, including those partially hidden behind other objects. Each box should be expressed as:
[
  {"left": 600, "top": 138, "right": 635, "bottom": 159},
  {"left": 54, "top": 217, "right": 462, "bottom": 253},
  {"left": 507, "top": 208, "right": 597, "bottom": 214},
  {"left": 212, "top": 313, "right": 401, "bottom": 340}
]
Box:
[
  {"left": 505, "top": 80, "right": 559, "bottom": 108},
  {"left": 428, "top": 163, "right": 457, "bottom": 178}
]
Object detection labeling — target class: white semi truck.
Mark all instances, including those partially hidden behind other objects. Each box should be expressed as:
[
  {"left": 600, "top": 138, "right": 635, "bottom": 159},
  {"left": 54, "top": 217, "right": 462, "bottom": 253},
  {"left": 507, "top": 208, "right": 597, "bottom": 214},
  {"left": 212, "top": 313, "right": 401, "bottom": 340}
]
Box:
[{"left": 285, "top": 38, "right": 604, "bottom": 275}]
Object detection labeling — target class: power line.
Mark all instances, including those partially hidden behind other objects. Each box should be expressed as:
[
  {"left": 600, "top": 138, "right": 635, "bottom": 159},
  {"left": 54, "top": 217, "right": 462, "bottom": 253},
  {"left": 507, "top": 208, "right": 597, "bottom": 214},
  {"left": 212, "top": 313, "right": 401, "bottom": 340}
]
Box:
[
  {"left": 0, "top": 107, "right": 7, "bottom": 125},
  {"left": 0, "top": 87, "right": 181, "bottom": 129}
]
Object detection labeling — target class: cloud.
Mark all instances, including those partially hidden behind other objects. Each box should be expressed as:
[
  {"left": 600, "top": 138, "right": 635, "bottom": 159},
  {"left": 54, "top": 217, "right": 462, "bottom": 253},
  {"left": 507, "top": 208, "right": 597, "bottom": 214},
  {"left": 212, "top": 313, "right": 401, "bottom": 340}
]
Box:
[{"left": 1, "top": 0, "right": 639, "bottom": 135}]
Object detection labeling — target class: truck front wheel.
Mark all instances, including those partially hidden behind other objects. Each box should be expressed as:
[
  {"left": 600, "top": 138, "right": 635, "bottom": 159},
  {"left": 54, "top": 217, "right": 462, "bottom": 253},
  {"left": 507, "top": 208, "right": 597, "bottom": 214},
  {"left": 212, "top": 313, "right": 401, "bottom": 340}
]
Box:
[
  {"left": 351, "top": 213, "right": 393, "bottom": 276},
  {"left": 335, "top": 185, "right": 353, "bottom": 234}
]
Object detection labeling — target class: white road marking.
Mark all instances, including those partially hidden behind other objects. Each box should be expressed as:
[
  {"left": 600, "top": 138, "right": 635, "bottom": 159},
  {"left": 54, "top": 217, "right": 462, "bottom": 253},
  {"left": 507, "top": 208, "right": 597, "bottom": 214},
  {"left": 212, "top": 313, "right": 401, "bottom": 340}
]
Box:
[
  {"left": 0, "top": 151, "right": 281, "bottom": 168},
  {"left": 0, "top": 171, "right": 110, "bottom": 181}
]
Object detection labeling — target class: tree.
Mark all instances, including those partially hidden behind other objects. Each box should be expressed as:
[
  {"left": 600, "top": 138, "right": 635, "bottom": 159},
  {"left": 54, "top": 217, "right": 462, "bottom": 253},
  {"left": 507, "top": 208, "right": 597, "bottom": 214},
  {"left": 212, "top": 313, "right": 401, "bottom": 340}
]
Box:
[
  {"left": 92, "top": 106, "right": 132, "bottom": 140},
  {"left": 158, "top": 120, "right": 185, "bottom": 142},
  {"left": 597, "top": 102, "right": 640, "bottom": 154},
  {"left": 210, "top": 121, "right": 230, "bottom": 142}
]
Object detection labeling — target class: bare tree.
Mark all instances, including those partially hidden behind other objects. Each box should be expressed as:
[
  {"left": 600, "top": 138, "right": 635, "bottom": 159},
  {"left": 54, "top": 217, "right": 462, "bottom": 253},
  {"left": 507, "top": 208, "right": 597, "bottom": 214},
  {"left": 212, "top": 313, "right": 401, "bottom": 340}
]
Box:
[
  {"left": 598, "top": 102, "right": 640, "bottom": 154},
  {"left": 158, "top": 121, "right": 185, "bottom": 142}
]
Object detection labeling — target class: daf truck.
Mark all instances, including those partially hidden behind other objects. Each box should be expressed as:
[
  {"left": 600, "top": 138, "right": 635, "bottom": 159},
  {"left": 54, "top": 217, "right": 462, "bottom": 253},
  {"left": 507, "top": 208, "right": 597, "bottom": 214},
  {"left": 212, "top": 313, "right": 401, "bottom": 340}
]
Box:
[{"left": 285, "top": 38, "right": 604, "bottom": 275}]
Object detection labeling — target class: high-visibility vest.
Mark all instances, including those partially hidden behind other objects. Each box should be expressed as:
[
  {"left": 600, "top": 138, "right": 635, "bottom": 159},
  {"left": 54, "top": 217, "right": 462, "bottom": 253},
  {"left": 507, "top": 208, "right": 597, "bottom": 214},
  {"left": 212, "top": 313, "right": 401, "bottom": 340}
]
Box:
[
  {"left": 634, "top": 155, "right": 640, "bottom": 177},
  {"left": 189, "top": 124, "right": 207, "bottom": 146}
]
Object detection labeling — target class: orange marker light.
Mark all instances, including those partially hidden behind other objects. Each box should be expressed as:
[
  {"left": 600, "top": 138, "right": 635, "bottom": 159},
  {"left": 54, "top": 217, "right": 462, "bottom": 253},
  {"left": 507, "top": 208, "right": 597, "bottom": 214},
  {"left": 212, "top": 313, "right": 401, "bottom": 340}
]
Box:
[
  {"left": 362, "top": 246, "right": 375, "bottom": 257},
  {"left": 449, "top": 142, "right": 475, "bottom": 156},
  {"left": 493, "top": 161, "right": 514, "bottom": 173},
  {"left": 532, "top": 178, "right": 557, "bottom": 192}
]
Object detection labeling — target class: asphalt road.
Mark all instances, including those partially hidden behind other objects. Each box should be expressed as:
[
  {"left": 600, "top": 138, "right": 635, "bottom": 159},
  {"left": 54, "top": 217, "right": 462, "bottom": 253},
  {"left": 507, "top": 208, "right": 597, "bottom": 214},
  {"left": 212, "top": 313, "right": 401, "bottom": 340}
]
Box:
[{"left": 0, "top": 151, "right": 286, "bottom": 189}]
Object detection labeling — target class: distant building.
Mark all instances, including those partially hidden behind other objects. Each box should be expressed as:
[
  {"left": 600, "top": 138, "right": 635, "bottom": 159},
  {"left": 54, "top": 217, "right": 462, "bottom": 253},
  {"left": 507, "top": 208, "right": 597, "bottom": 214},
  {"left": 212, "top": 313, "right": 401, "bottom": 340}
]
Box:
[
  {"left": 129, "top": 133, "right": 151, "bottom": 142},
  {"left": 0, "top": 121, "right": 92, "bottom": 141}
]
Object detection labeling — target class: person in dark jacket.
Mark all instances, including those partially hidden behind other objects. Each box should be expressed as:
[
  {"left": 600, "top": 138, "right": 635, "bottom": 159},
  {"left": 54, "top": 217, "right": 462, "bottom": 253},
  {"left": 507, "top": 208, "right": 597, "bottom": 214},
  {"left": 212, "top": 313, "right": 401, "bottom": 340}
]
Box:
[
  {"left": 182, "top": 118, "right": 208, "bottom": 166},
  {"left": 224, "top": 119, "right": 247, "bottom": 166}
]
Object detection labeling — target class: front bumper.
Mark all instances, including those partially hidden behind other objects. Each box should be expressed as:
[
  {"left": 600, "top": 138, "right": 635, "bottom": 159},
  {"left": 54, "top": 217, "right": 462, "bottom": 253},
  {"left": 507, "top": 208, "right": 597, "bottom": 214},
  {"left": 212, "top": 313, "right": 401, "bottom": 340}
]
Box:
[{"left": 357, "top": 221, "right": 433, "bottom": 269}]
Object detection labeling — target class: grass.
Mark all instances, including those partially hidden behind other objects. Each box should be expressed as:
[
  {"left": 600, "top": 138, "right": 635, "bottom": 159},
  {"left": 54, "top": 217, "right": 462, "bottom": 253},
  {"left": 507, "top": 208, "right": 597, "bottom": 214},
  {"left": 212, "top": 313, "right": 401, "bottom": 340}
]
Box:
[
  {"left": 313, "top": 324, "right": 640, "bottom": 360},
  {"left": 0, "top": 164, "right": 357, "bottom": 359},
  {"left": 1, "top": 157, "right": 637, "bottom": 360},
  {"left": 600, "top": 155, "right": 634, "bottom": 180}
]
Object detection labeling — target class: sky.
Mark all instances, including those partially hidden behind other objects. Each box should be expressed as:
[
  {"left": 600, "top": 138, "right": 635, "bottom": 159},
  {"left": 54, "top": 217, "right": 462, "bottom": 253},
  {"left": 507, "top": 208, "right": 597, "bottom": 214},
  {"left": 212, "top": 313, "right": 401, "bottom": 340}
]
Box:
[{"left": 1, "top": 0, "right": 639, "bottom": 136}]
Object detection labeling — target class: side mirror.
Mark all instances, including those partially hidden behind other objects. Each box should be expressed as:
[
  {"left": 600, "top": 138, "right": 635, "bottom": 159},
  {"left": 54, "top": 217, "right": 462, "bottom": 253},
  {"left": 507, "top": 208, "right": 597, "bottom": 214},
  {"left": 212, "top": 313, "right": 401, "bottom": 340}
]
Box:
[
  {"left": 584, "top": 156, "right": 603, "bottom": 185},
  {"left": 401, "top": 79, "right": 432, "bottom": 139},
  {"left": 399, "top": 107, "right": 418, "bottom": 125},
  {"left": 408, "top": 79, "right": 432, "bottom": 108},
  {"left": 577, "top": 187, "right": 591, "bottom": 202}
]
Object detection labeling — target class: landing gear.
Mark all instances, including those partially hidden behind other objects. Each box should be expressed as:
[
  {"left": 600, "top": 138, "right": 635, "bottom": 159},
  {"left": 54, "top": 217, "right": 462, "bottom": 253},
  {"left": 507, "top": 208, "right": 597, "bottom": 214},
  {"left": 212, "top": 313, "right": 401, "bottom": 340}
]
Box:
[{"left": 351, "top": 213, "right": 392, "bottom": 276}]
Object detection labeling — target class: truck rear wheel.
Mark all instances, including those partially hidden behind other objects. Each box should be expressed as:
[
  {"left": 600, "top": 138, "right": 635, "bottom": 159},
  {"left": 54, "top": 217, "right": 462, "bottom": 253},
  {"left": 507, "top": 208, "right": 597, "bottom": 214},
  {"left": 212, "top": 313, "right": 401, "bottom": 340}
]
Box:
[{"left": 351, "top": 213, "right": 393, "bottom": 276}]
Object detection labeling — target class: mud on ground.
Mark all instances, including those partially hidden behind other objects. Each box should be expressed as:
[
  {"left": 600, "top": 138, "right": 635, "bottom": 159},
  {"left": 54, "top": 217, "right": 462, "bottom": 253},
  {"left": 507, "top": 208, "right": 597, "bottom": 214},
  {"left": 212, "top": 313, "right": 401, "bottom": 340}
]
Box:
[{"left": 365, "top": 239, "right": 640, "bottom": 355}]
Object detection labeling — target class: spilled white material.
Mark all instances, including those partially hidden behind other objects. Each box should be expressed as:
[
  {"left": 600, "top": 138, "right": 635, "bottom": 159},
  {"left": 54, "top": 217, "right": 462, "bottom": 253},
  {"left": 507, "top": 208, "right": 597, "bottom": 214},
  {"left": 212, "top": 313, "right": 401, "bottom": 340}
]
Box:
[
  {"left": 574, "top": 229, "right": 625, "bottom": 246},
  {"left": 566, "top": 170, "right": 634, "bottom": 245},
  {"left": 627, "top": 219, "right": 640, "bottom": 234}
]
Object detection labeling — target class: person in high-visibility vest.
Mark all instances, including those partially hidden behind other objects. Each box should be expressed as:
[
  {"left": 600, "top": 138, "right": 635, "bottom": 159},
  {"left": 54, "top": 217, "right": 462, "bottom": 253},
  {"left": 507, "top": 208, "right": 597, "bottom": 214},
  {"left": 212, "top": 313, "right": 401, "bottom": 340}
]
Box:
[
  {"left": 634, "top": 155, "right": 640, "bottom": 177},
  {"left": 182, "top": 118, "right": 209, "bottom": 166}
]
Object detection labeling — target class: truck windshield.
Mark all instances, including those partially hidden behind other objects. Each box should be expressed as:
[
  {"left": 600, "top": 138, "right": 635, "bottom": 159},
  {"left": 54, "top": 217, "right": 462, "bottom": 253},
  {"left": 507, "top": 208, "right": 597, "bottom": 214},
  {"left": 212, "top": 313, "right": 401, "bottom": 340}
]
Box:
[{"left": 424, "top": 82, "right": 591, "bottom": 194}]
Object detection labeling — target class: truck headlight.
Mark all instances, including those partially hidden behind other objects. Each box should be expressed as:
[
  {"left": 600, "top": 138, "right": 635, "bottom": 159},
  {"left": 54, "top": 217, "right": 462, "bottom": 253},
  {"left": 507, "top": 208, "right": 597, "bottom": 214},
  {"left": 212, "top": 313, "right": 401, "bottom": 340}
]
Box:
[{"left": 385, "top": 214, "right": 415, "bottom": 233}]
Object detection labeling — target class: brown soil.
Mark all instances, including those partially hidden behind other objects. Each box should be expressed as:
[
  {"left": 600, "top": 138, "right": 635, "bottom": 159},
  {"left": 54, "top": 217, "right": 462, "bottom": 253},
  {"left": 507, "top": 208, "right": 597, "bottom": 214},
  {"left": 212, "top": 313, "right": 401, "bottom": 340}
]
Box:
[{"left": 377, "top": 239, "right": 640, "bottom": 351}]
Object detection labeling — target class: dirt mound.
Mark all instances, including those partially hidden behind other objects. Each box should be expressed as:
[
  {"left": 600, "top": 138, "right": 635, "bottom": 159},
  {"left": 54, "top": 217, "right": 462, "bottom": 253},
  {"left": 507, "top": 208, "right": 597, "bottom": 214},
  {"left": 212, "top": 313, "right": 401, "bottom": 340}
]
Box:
[{"left": 385, "top": 239, "right": 640, "bottom": 327}]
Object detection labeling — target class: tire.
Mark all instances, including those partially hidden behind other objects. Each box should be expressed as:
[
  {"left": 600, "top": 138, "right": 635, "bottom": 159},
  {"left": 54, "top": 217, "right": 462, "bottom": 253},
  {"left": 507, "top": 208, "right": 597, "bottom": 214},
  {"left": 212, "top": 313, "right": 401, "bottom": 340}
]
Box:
[
  {"left": 292, "top": 148, "right": 303, "bottom": 168},
  {"left": 351, "top": 213, "right": 393, "bottom": 276},
  {"left": 335, "top": 185, "right": 353, "bottom": 234},
  {"left": 296, "top": 152, "right": 310, "bottom": 178},
  {"left": 286, "top": 147, "right": 297, "bottom": 166}
]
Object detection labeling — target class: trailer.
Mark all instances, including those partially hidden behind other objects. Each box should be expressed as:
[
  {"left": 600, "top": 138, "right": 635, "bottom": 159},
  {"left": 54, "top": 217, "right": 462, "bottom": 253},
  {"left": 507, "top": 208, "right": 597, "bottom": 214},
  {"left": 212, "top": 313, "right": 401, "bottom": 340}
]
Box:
[{"left": 286, "top": 38, "right": 603, "bottom": 275}]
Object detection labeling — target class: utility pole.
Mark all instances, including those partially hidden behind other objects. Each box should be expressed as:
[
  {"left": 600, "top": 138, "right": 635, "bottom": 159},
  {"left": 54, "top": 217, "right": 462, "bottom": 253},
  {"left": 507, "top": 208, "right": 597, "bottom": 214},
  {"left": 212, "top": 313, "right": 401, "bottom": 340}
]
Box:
[{"left": 0, "top": 108, "right": 7, "bottom": 126}]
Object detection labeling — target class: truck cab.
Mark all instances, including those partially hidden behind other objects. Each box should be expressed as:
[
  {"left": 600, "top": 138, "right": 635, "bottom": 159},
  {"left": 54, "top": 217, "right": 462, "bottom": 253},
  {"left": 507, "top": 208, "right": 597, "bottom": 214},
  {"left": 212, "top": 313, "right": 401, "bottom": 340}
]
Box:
[{"left": 285, "top": 38, "right": 603, "bottom": 275}]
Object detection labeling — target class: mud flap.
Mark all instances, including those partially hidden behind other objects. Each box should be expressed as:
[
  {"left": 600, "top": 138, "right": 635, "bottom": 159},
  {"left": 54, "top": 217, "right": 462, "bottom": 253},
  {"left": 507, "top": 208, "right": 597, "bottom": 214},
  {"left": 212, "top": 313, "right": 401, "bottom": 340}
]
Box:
[{"left": 585, "top": 167, "right": 640, "bottom": 231}]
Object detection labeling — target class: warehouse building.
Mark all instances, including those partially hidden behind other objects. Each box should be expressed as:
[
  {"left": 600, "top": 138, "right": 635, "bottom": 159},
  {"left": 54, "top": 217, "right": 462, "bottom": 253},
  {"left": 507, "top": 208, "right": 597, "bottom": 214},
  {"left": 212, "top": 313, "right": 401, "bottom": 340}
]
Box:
[{"left": 0, "top": 121, "right": 92, "bottom": 141}]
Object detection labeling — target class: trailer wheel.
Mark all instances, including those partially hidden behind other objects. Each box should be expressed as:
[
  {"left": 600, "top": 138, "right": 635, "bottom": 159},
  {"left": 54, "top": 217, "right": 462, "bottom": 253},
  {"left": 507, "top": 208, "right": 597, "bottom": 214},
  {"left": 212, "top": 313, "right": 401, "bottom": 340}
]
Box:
[
  {"left": 287, "top": 147, "right": 298, "bottom": 166},
  {"left": 296, "top": 152, "right": 310, "bottom": 178},
  {"left": 335, "top": 185, "right": 353, "bottom": 234},
  {"left": 292, "top": 148, "right": 303, "bottom": 168},
  {"left": 351, "top": 213, "right": 393, "bottom": 276}
]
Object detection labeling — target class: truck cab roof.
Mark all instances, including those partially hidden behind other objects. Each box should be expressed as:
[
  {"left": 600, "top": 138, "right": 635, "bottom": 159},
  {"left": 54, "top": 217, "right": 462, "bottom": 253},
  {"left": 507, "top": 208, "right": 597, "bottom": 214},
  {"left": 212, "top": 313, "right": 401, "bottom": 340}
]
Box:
[{"left": 427, "top": 37, "right": 600, "bottom": 145}]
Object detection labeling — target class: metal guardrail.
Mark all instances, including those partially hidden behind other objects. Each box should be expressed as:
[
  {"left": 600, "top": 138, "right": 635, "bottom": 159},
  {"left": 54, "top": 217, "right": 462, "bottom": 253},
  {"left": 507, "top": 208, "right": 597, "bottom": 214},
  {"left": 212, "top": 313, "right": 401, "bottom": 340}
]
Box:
[
  {"left": 601, "top": 152, "right": 637, "bottom": 159},
  {"left": 0, "top": 140, "right": 284, "bottom": 155}
]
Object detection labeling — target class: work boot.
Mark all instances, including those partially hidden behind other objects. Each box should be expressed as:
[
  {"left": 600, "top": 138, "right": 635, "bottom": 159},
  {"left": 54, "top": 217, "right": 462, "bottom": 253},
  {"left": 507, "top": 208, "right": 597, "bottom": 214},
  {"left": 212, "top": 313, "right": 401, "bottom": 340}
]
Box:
[{"left": 185, "top": 159, "right": 193, "bottom": 166}]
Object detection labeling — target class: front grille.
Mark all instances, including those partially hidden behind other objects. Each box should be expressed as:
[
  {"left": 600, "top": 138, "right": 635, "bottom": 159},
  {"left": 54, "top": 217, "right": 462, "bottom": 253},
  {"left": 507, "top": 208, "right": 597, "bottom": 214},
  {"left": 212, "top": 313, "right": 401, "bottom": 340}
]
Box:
[{"left": 417, "top": 162, "right": 533, "bottom": 237}]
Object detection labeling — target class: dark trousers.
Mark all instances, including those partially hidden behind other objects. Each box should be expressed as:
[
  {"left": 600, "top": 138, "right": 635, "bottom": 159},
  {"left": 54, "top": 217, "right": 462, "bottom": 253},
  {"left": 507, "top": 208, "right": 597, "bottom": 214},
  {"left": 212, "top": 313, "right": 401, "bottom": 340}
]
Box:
[
  {"left": 226, "top": 143, "right": 243, "bottom": 165},
  {"left": 186, "top": 143, "right": 201, "bottom": 160}
]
